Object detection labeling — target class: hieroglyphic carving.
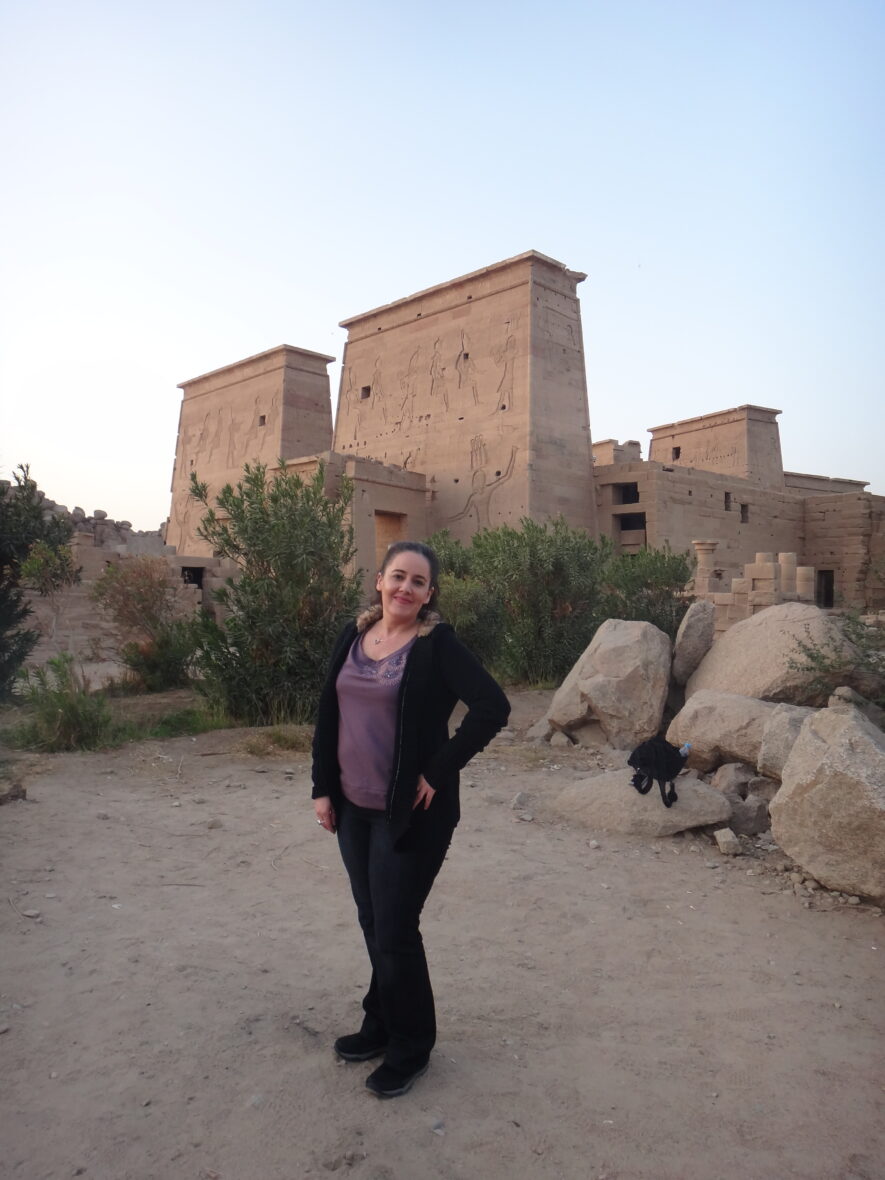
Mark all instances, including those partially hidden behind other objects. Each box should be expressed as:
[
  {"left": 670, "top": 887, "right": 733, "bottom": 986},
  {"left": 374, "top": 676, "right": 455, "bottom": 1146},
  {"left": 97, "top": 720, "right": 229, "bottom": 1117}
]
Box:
[
  {"left": 493, "top": 316, "right": 518, "bottom": 410},
  {"left": 342, "top": 364, "right": 362, "bottom": 441},
  {"left": 455, "top": 330, "right": 479, "bottom": 404},
  {"left": 542, "top": 305, "right": 577, "bottom": 347},
  {"left": 429, "top": 338, "right": 449, "bottom": 412},
  {"left": 397, "top": 346, "right": 422, "bottom": 429},
  {"left": 470, "top": 434, "right": 488, "bottom": 470},
  {"left": 449, "top": 445, "right": 518, "bottom": 529},
  {"left": 371, "top": 356, "right": 387, "bottom": 424}
]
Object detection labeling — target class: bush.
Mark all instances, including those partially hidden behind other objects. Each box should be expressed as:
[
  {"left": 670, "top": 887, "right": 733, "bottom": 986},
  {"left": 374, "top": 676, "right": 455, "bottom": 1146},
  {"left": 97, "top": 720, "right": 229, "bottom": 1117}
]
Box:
[
  {"left": 600, "top": 546, "right": 694, "bottom": 641},
  {"left": 426, "top": 521, "right": 694, "bottom": 684},
  {"left": 426, "top": 529, "right": 474, "bottom": 578},
  {"left": 20, "top": 540, "right": 79, "bottom": 598},
  {"left": 469, "top": 518, "right": 614, "bottom": 684},
  {"left": 0, "top": 465, "right": 74, "bottom": 698},
  {"left": 0, "top": 582, "right": 38, "bottom": 699},
  {"left": 788, "top": 610, "right": 885, "bottom": 708},
  {"left": 189, "top": 461, "right": 362, "bottom": 725},
  {"left": 119, "top": 619, "right": 195, "bottom": 692},
  {"left": 13, "top": 654, "right": 114, "bottom": 751},
  {"left": 92, "top": 556, "right": 196, "bottom": 691},
  {"left": 437, "top": 572, "right": 504, "bottom": 670}
]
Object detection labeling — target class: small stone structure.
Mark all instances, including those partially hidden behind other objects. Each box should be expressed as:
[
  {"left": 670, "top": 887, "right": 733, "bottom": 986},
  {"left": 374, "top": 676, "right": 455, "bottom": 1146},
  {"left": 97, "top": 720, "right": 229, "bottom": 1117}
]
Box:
[
  {"left": 691, "top": 546, "right": 815, "bottom": 636},
  {"left": 594, "top": 404, "right": 885, "bottom": 611}
]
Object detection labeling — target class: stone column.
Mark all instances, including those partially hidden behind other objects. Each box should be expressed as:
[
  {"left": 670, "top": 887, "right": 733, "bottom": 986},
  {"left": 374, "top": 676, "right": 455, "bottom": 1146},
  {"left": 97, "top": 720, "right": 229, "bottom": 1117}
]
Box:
[
  {"left": 796, "top": 566, "right": 815, "bottom": 603},
  {"left": 778, "top": 552, "right": 798, "bottom": 598},
  {"left": 691, "top": 539, "right": 719, "bottom": 598}
]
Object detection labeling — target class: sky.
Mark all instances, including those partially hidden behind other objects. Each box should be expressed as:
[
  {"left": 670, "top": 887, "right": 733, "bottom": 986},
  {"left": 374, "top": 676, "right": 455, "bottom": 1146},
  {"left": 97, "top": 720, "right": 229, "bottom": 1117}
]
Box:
[{"left": 1, "top": 0, "right": 883, "bottom": 530}]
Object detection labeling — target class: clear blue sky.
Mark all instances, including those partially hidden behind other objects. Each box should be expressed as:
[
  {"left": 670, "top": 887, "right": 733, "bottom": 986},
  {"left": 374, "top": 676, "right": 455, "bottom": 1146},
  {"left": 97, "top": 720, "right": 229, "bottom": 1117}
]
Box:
[{"left": 2, "top": 0, "right": 882, "bottom": 529}]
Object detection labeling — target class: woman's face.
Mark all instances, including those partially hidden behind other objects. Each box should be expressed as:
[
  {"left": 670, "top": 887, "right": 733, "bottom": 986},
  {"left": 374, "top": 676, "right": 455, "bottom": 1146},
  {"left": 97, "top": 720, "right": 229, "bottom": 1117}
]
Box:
[{"left": 376, "top": 551, "right": 434, "bottom": 626}]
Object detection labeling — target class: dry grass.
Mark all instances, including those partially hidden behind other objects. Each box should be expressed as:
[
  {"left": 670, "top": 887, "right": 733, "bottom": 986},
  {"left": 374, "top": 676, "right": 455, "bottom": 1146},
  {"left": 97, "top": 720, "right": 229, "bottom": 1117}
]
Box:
[{"left": 236, "top": 724, "right": 314, "bottom": 757}]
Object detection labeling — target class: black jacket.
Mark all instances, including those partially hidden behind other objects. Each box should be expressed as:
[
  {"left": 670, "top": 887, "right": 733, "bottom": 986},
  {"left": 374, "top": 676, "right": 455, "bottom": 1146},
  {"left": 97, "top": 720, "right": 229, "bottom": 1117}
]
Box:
[{"left": 311, "top": 606, "right": 510, "bottom": 846}]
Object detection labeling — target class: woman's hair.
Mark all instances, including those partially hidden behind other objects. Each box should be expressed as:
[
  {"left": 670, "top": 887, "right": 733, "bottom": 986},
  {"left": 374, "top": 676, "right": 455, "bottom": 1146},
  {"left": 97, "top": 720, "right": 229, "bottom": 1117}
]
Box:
[{"left": 374, "top": 540, "right": 440, "bottom": 616}]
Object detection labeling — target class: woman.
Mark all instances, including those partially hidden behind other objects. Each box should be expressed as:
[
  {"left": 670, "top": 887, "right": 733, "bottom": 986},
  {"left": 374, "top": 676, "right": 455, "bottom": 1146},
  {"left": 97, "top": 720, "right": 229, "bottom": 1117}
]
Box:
[{"left": 312, "top": 540, "right": 510, "bottom": 1099}]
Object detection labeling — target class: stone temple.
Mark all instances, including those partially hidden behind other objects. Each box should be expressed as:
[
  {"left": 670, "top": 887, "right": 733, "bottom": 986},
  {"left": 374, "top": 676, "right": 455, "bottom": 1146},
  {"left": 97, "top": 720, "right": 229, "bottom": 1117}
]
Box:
[{"left": 166, "top": 250, "right": 885, "bottom": 623}]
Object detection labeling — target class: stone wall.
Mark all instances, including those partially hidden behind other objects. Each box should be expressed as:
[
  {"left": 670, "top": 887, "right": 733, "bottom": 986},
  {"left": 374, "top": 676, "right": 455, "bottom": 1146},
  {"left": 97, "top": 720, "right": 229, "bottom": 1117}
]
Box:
[
  {"left": 647, "top": 405, "right": 785, "bottom": 488},
  {"left": 280, "top": 452, "right": 427, "bottom": 598},
  {"left": 167, "top": 345, "right": 335, "bottom": 556},
  {"left": 333, "top": 251, "right": 597, "bottom": 541},
  {"left": 690, "top": 546, "right": 816, "bottom": 635},
  {"left": 803, "top": 492, "right": 885, "bottom": 610},
  {"left": 594, "top": 459, "right": 806, "bottom": 574}
]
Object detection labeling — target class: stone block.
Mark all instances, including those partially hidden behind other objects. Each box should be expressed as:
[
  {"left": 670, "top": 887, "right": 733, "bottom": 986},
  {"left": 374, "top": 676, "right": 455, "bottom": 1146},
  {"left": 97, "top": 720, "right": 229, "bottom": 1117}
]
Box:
[
  {"left": 748, "top": 591, "right": 778, "bottom": 606},
  {"left": 745, "top": 563, "right": 779, "bottom": 581},
  {"left": 714, "top": 828, "right": 742, "bottom": 855}
]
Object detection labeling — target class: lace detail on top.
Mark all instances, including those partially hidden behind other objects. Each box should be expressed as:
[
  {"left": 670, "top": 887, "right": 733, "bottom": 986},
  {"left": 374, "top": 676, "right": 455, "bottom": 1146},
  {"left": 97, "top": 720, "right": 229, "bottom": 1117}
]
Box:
[{"left": 351, "top": 634, "right": 416, "bottom": 680}]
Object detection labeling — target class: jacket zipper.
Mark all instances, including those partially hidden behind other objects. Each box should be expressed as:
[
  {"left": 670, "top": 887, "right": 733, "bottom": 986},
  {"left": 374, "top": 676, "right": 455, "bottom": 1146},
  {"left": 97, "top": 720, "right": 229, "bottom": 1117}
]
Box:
[{"left": 387, "top": 656, "right": 413, "bottom": 821}]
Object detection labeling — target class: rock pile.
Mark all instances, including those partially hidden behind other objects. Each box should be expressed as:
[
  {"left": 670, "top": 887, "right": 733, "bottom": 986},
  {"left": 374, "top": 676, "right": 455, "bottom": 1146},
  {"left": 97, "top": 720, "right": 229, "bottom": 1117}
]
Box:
[{"left": 531, "top": 602, "right": 885, "bottom": 905}]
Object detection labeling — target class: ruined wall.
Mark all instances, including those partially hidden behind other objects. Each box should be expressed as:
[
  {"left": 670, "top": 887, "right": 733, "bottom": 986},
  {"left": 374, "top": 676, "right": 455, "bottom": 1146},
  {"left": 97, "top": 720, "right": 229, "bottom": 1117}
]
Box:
[
  {"left": 802, "top": 492, "right": 885, "bottom": 609},
  {"left": 784, "top": 471, "right": 869, "bottom": 496},
  {"left": 691, "top": 546, "right": 816, "bottom": 636},
  {"left": 648, "top": 405, "right": 785, "bottom": 488},
  {"left": 167, "top": 346, "right": 334, "bottom": 556},
  {"left": 333, "top": 251, "right": 597, "bottom": 542},
  {"left": 594, "top": 460, "right": 805, "bottom": 574},
  {"left": 281, "top": 452, "right": 427, "bottom": 599}
]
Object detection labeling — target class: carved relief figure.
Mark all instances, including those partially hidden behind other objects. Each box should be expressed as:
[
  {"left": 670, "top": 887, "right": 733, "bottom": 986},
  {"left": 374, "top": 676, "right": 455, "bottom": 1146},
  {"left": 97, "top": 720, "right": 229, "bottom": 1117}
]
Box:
[
  {"left": 342, "top": 365, "right": 362, "bottom": 442},
  {"left": 493, "top": 316, "right": 518, "bottom": 410},
  {"left": 207, "top": 409, "right": 225, "bottom": 468},
  {"left": 397, "top": 346, "right": 422, "bottom": 428},
  {"left": 470, "top": 434, "right": 488, "bottom": 470},
  {"left": 449, "top": 445, "right": 518, "bottom": 529},
  {"left": 455, "top": 331, "right": 479, "bottom": 405},
  {"left": 227, "top": 407, "right": 245, "bottom": 468},
  {"left": 371, "top": 356, "right": 387, "bottom": 424},
  {"left": 429, "top": 338, "right": 449, "bottom": 412}
]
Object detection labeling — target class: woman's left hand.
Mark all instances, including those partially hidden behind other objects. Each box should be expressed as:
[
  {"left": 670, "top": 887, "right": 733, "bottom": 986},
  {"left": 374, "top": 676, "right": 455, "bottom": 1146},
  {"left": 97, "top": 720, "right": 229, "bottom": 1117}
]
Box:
[{"left": 413, "top": 774, "right": 436, "bottom": 810}]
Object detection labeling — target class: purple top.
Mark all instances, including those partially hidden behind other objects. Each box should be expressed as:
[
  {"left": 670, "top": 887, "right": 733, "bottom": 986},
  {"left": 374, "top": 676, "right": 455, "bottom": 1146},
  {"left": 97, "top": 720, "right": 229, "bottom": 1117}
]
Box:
[{"left": 336, "top": 633, "right": 416, "bottom": 809}]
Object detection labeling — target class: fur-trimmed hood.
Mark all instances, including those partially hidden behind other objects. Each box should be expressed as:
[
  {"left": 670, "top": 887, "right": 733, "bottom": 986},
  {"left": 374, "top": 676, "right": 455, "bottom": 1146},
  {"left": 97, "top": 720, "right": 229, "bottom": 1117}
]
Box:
[{"left": 354, "top": 603, "right": 442, "bottom": 637}]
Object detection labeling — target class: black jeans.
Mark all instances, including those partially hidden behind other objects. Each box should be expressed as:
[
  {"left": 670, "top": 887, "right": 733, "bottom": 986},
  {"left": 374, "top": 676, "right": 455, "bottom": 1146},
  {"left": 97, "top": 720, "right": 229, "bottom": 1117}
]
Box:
[{"left": 337, "top": 799, "right": 455, "bottom": 1076}]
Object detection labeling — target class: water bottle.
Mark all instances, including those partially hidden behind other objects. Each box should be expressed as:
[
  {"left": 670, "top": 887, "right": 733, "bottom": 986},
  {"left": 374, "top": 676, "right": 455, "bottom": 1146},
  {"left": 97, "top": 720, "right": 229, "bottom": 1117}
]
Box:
[{"left": 678, "top": 741, "right": 691, "bottom": 758}]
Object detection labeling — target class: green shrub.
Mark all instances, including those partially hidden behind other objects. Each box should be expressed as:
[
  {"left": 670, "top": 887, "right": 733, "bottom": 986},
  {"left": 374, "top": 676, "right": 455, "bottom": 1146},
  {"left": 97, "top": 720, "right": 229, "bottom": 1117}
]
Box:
[
  {"left": 788, "top": 610, "right": 885, "bottom": 708},
  {"left": 20, "top": 540, "right": 79, "bottom": 598},
  {"left": 119, "top": 619, "right": 195, "bottom": 692},
  {"left": 468, "top": 518, "right": 613, "bottom": 684},
  {"left": 92, "top": 556, "right": 196, "bottom": 691},
  {"left": 426, "top": 521, "right": 694, "bottom": 684},
  {"left": 13, "top": 654, "right": 114, "bottom": 751},
  {"left": 0, "top": 465, "right": 74, "bottom": 698},
  {"left": 437, "top": 572, "right": 504, "bottom": 670},
  {"left": 426, "top": 529, "right": 474, "bottom": 578},
  {"left": 0, "top": 582, "right": 38, "bottom": 699},
  {"left": 189, "top": 461, "right": 362, "bottom": 725},
  {"left": 600, "top": 546, "right": 694, "bottom": 641}
]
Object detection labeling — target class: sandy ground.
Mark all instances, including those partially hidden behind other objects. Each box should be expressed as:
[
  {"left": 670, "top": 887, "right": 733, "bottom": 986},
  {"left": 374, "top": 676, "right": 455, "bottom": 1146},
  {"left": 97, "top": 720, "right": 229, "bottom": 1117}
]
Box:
[{"left": 1, "top": 693, "right": 884, "bottom": 1180}]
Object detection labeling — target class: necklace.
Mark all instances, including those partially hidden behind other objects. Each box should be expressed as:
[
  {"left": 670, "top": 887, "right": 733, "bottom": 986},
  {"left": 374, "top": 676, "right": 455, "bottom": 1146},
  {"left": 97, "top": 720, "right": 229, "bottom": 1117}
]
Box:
[{"left": 372, "top": 627, "right": 414, "bottom": 647}]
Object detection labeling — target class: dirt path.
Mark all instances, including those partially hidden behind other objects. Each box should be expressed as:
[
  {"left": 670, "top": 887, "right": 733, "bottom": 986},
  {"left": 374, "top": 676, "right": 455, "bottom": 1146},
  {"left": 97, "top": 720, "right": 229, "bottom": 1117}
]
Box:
[{"left": 1, "top": 711, "right": 883, "bottom": 1180}]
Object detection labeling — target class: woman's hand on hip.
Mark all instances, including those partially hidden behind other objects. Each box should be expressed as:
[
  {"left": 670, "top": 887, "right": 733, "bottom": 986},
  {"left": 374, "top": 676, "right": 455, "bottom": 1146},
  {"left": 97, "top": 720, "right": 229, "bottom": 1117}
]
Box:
[
  {"left": 314, "top": 796, "right": 337, "bottom": 834},
  {"left": 413, "top": 775, "right": 436, "bottom": 811}
]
